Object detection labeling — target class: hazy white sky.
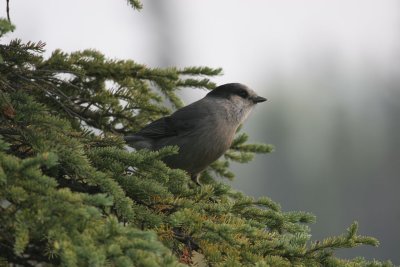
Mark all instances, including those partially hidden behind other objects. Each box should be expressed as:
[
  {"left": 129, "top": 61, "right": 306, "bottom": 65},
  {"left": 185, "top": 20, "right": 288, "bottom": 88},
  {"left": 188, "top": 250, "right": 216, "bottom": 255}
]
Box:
[{"left": 2, "top": 0, "right": 399, "bottom": 89}]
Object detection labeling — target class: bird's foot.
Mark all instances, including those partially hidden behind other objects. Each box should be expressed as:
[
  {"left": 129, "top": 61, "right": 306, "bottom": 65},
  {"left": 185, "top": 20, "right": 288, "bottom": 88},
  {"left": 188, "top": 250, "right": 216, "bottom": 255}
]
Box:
[{"left": 190, "top": 174, "right": 201, "bottom": 186}]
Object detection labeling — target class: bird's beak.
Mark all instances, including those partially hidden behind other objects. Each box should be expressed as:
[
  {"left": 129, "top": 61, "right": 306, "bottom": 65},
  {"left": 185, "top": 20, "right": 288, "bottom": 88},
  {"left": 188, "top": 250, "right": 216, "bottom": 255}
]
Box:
[{"left": 251, "top": 95, "right": 267, "bottom": 103}]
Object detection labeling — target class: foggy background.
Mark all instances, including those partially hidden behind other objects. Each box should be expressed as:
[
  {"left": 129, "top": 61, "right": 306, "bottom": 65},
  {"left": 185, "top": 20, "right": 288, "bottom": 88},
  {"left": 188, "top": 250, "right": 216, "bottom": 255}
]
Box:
[{"left": 2, "top": 0, "right": 399, "bottom": 263}]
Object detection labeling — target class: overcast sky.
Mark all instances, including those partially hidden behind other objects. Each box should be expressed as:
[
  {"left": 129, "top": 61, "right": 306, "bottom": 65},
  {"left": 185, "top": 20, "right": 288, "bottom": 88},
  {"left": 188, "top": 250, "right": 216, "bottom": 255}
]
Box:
[{"left": 3, "top": 0, "right": 399, "bottom": 87}]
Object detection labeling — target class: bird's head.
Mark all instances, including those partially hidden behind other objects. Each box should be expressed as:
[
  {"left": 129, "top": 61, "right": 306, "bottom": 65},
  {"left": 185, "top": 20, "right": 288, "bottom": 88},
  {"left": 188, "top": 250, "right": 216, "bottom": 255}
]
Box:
[
  {"left": 207, "top": 83, "right": 266, "bottom": 105},
  {"left": 206, "top": 83, "right": 267, "bottom": 123}
]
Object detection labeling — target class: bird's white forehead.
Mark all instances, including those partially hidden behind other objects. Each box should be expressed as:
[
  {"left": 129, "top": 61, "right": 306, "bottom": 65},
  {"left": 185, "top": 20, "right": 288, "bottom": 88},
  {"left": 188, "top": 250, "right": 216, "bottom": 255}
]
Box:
[
  {"left": 239, "top": 85, "right": 258, "bottom": 96},
  {"left": 246, "top": 88, "right": 258, "bottom": 96}
]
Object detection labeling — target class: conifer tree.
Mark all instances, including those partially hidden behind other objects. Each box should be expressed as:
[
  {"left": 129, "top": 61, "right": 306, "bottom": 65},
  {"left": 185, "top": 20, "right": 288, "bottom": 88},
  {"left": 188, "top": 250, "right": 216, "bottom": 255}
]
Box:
[{"left": 0, "top": 3, "right": 394, "bottom": 267}]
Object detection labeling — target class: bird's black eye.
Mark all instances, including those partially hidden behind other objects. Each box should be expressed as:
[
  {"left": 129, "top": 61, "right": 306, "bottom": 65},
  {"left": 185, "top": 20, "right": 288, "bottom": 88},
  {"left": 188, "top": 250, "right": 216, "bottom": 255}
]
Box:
[{"left": 237, "top": 90, "right": 248, "bottom": 98}]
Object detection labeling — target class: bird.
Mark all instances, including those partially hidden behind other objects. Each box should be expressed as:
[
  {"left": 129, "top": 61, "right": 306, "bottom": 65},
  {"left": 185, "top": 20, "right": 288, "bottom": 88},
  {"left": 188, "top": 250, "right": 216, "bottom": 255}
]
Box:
[{"left": 124, "top": 83, "right": 267, "bottom": 184}]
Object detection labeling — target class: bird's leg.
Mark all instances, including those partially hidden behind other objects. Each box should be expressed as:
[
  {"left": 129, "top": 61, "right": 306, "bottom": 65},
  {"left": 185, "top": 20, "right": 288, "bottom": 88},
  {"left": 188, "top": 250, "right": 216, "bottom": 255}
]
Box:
[{"left": 190, "top": 173, "right": 201, "bottom": 186}]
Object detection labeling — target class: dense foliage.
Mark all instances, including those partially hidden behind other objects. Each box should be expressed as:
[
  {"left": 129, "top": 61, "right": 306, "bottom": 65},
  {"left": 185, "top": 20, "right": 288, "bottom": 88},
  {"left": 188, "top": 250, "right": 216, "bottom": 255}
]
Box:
[{"left": 0, "top": 13, "right": 393, "bottom": 267}]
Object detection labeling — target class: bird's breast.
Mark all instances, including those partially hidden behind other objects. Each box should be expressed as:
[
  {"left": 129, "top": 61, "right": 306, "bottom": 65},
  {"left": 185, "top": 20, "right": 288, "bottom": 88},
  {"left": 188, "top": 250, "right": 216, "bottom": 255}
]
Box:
[
  {"left": 197, "top": 123, "right": 235, "bottom": 153},
  {"left": 156, "top": 120, "right": 237, "bottom": 175}
]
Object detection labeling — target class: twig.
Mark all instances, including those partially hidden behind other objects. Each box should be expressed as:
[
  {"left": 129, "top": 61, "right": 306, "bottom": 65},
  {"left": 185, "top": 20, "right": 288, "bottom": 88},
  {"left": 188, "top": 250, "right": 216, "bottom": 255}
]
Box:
[{"left": 6, "top": 0, "right": 11, "bottom": 22}]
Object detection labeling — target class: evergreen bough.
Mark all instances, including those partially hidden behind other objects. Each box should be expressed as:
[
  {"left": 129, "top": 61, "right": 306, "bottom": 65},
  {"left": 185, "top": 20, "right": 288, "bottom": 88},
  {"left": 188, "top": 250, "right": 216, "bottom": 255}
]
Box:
[{"left": 0, "top": 8, "right": 393, "bottom": 267}]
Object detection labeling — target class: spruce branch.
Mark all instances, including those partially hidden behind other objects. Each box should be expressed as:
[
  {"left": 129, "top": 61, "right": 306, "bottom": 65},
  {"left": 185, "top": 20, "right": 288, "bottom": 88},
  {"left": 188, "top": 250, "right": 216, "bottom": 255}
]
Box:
[
  {"left": 306, "top": 222, "right": 379, "bottom": 257},
  {"left": 126, "top": 0, "right": 143, "bottom": 10},
  {"left": 0, "top": 38, "right": 391, "bottom": 266}
]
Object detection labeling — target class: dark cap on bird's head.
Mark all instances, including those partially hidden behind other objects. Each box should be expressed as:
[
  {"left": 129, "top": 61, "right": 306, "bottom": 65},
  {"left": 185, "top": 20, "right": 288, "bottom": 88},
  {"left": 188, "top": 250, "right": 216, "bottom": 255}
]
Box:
[{"left": 207, "top": 83, "right": 267, "bottom": 103}]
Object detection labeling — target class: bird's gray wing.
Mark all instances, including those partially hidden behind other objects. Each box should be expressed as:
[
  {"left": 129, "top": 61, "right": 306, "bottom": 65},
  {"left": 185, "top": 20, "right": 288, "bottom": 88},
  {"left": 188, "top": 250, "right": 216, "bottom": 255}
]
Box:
[
  {"left": 134, "top": 116, "right": 178, "bottom": 139},
  {"left": 134, "top": 100, "right": 210, "bottom": 139}
]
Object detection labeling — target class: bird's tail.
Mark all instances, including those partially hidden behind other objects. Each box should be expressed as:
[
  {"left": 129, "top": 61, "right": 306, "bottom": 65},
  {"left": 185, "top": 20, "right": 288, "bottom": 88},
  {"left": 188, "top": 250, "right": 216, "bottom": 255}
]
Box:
[
  {"left": 124, "top": 135, "right": 153, "bottom": 150},
  {"left": 124, "top": 135, "right": 146, "bottom": 143}
]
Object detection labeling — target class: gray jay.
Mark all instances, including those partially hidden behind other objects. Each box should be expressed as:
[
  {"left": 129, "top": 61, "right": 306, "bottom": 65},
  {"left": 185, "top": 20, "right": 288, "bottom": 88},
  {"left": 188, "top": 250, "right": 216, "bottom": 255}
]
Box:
[{"left": 124, "top": 83, "right": 267, "bottom": 184}]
